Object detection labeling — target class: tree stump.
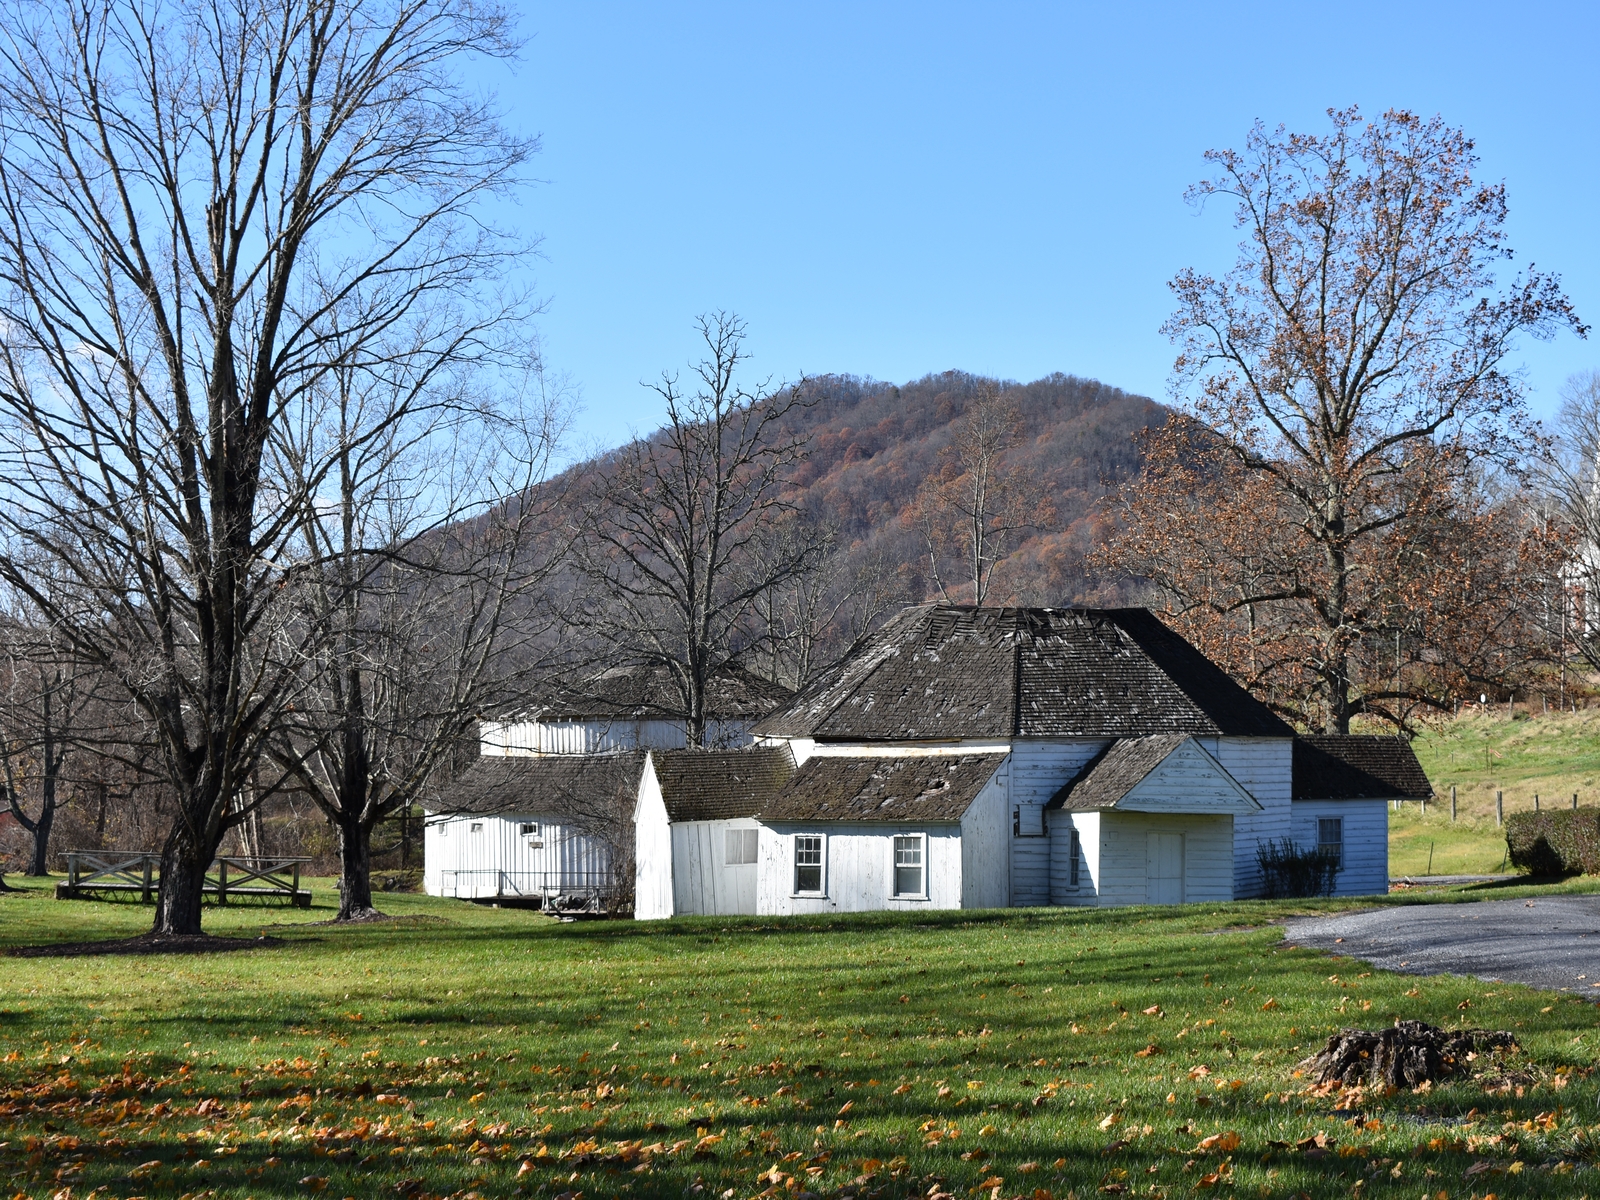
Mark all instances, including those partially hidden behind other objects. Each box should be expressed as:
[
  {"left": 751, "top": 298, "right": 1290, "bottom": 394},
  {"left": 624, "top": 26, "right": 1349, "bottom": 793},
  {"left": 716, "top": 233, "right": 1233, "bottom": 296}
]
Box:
[{"left": 1303, "top": 1020, "right": 1517, "bottom": 1089}]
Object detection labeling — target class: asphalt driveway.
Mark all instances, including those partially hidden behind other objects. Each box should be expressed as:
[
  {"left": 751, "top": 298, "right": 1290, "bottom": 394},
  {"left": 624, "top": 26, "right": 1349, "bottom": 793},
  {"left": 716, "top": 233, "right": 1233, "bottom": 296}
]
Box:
[{"left": 1283, "top": 895, "right": 1600, "bottom": 996}]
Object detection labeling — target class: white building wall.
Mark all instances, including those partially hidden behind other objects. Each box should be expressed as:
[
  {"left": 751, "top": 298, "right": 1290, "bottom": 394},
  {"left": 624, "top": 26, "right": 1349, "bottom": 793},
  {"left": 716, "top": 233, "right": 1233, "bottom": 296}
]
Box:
[
  {"left": 1047, "top": 810, "right": 1100, "bottom": 905},
  {"left": 959, "top": 765, "right": 1011, "bottom": 909},
  {"left": 1207, "top": 737, "right": 1294, "bottom": 898},
  {"left": 1291, "top": 800, "right": 1389, "bottom": 896},
  {"left": 632, "top": 765, "right": 674, "bottom": 919},
  {"left": 671, "top": 818, "right": 760, "bottom": 916},
  {"left": 756, "top": 824, "right": 963, "bottom": 915},
  {"left": 1007, "top": 740, "right": 1109, "bottom": 905},
  {"left": 423, "top": 812, "right": 613, "bottom": 899},
  {"left": 1093, "top": 812, "right": 1234, "bottom": 907},
  {"left": 481, "top": 717, "right": 754, "bottom": 756}
]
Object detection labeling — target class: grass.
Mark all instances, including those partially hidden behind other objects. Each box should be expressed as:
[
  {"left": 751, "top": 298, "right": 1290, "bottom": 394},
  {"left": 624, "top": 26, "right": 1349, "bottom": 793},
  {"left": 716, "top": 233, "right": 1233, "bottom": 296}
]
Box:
[
  {"left": 4, "top": 877, "right": 1600, "bottom": 1200},
  {"left": 1395, "top": 709, "right": 1600, "bottom": 876}
]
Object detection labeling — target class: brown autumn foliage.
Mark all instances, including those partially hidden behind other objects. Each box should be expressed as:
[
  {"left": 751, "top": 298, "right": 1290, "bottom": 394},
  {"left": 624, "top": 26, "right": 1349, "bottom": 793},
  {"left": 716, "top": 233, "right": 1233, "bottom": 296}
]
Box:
[{"left": 1099, "top": 106, "right": 1584, "bottom": 733}]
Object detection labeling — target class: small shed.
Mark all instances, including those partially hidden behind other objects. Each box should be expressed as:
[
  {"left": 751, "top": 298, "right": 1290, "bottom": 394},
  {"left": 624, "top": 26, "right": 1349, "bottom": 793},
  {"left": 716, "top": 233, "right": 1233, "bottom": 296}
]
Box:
[
  {"left": 633, "top": 746, "right": 795, "bottom": 920},
  {"left": 1044, "top": 735, "right": 1262, "bottom": 906},
  {"left": 755, "top": 753, "right": 1010, "bottom": 914},
  {"left": 424, "top": 753, "right": 645, "bottom": 910},
  {"left": 1292, "top": 736, "right": 1431, "bottom": 895}
]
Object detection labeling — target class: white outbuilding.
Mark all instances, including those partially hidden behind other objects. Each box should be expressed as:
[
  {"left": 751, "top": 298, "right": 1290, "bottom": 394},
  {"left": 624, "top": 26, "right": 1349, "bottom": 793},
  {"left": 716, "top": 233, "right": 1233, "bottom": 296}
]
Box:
[{"left": 1290, "top": 736, "right": 1431, "bottom": 895}]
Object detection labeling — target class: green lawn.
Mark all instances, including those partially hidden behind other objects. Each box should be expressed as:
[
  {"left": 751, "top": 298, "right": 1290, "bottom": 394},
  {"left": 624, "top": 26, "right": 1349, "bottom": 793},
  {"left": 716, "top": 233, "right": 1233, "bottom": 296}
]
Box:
[
  {"left": 1396, "top": 709, "right": 1600, "bottom": 875},
  {"left": 4, "top": 878, "right": 1600, "bottom": 1199}
]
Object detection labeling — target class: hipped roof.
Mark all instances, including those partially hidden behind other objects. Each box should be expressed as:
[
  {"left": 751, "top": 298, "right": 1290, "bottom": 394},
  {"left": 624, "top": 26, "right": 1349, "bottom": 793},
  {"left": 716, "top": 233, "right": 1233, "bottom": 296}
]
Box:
[
  {"left": 754, "top": 605, "right": 1292, "bottom": 741},
  {"left": 1293, "top": 736, "right": 1433, "bottom": 801},
  {"left": 429, "top": 753, "right": 646, "bottom": 818},
  {"left": 650, "top": 746, "right": 796, "bottom": 822},
  {"left": 759, "top": 753, "right": 1006, "bottom": 823},
  {"left": 523, "top": 663, "right": 792, "bottom": 722}
]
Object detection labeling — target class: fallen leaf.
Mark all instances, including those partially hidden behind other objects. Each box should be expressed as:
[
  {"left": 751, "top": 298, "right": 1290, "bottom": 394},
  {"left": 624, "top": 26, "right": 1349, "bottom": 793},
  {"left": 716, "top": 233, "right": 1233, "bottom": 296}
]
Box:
[
  {"left": 299, "top": 1176, "right": 329, "bottom": 1191},
  {"left": 1098, "top": 1112, "right": 1121, "bottom": 1131},
  {"left": 893, "top": 1083, "right": 912, "bottom": 1094},
  {"left": 1197, "top": 1132, "right": 1240, "bottom": 1153},
  {"left": 1142, "top": 1005, "right": 1162, "bottom": 1016}
]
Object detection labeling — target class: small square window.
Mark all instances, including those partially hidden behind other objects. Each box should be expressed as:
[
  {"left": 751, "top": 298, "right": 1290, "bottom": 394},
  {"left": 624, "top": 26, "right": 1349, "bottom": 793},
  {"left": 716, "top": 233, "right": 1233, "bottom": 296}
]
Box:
[
  {"left": 794, "top": 835, "right": 823, "bottom": 893},
  {"left": 438, "top": 822, "right": 449, "bottom": 839},
  {"left": 1318, "top": 817, "right": 1343, "bottom": 867},
  {"left": 519, "top": 822, "right": 539, "bottom": 836},
  {"left": 893, "top": 834, "right": 924, "bottom": 897},
  {"left": 470, "top": 822, "right": 483, "bottom": 833},
  {"left": 725, "top": 828, "right": 758, "bottom": 865},
  {"left": 1069, "top": 828, "right": 1081, "bottom": 888}
]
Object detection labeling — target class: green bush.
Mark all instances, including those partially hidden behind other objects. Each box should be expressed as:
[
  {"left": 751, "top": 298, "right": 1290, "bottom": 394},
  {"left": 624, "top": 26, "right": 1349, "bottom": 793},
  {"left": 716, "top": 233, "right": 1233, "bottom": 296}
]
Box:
[
  {"left": 1256, "top": 838, "right": 1339, "bottom": 898},
  {"left": 1504, "top": 808, "right": 1600, "bottom": 875}
]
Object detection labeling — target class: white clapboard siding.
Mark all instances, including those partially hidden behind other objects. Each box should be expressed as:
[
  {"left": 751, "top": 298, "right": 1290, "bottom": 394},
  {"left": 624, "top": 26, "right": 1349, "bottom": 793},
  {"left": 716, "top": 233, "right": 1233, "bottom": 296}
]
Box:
[
  {"left": 756, "top": 824, "right": 964, "bottom": 915},
  {"left": 671, "top": 819, "right": 761, "bottom": 916},
  {"left": 1007, "top": 740, "right": 1109, "bottom": 905},
  {"left": 1291, "top": 800, "right": 1388, "bottom": 896},
  {"left": 423, "top": 812, "right": 612, "bottom": 899},
  {"left": 633, "top": 767, "right": 674, "bottom": 919},
  {"left": 960, "top": 767, "right": 1011, "bottom": 909},
  {"left": 1047, "top": 810, "right": 1100, "bottom": 905},
  {"left": 1206, "top": 737, "right": 1294, "bottom": 898},
  {"left": 481, "top": 718, "right": 755, "bottom": 756},
  {"left": 1092, "top": 812, "right": 1234, "bottom": 907},
  {"left": 1117, "top": 742, "right": 1261, "bottom": 813}
]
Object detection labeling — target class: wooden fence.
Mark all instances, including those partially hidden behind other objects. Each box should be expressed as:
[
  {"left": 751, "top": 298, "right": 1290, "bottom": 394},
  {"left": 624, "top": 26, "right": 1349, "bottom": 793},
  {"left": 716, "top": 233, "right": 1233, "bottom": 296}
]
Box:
[{"left": 55, "top": 851, "right": 313, "bottom": 907}]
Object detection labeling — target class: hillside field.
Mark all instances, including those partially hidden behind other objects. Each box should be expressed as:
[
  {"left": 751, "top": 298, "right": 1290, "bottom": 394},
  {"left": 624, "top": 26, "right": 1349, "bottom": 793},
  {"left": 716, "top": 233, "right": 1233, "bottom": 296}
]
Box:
[
  {"left": 1397, "top": 709, "right": 1600, "bottom": 876},
  {"left": 4, "top": 878, "right": 1600, "bottom": 1200}
]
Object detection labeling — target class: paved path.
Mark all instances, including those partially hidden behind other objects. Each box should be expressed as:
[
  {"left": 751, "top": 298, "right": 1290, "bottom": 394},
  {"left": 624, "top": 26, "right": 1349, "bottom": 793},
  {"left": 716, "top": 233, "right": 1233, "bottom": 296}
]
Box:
[{"left": 1284, "top": 896, "right": 1600, "bottom": 996}]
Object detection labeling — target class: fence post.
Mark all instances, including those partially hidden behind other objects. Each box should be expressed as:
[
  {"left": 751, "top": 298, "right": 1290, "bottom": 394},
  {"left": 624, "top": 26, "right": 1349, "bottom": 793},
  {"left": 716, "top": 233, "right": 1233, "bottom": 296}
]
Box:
[
  {"left": 1575, "top": 793, "right": 1580, "bottom": 810},
  {"left": 218, "top": 858, "right": 228, "bottom": 905},
  {"left": 1421, "top": 793, "right": 1427, "bottom": 815},
  {"left": 1451, "top": 786, "right": 1457, "bottom": 822},
  {"left": 1496, "top": 791, "right": 1503, "bottom": 826},
  {"left": 1535, "top": 793, "right": 1541, "bottom": 812},
  {"left": 142, "top": 855, "right": 153, "bottom": 903}
]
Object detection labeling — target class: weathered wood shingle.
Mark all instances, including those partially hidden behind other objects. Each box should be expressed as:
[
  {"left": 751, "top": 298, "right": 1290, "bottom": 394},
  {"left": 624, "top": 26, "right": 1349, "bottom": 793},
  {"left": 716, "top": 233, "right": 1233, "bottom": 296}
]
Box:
[
  {"left": 760, "top": 753, "right": 1005, "bottom": 822},
  {"left": 1043, "top": 735, "right": 1191, "bottom": 810},
  {"left": 652, "top": 746, "right": 796, "bottom": 822},
  {"left": 520, "top": 663, "right": 792, "bottom": 721},
  {"left": 754, "top": 606, "right": 1292, "bottom": 740},
  {"left": 430, "top": 754, "right": 646, "bottom": 816},
  {"left": 1293, "top": 736, "right": 1432, "bottom": 801}
]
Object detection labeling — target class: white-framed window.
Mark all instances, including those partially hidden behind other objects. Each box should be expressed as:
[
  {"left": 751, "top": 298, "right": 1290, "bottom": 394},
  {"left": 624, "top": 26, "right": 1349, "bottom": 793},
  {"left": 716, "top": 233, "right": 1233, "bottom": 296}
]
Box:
[
  {"left": 893, "top": 834, "right": 925, "bottom": 897},
  {"left": 1069, "top": 828, "right": 1081, "bottom": 888},
  {"left": 438, "top": 821, "right": 449, "bottom": 839},
  {"left": 520, "top": 821, "right": 543, "bottom": 848},
  {"left": 725, "top": 828, "right": 758, "bottom": 866},
  {"left": 793, "top": 834, "right": 824, "bottom": 894},
  {"left": 1318, "top": 817, "right": 1343, "bottom": 867}
]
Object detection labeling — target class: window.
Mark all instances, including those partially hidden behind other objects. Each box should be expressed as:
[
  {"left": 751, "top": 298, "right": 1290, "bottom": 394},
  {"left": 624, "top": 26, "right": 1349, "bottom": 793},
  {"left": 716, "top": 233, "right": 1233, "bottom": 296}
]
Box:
[
  {"left": 893, "top": 834, "right": 924, "bottom": 897},
  {"left": 519, "top": 822, "right": 539, "bottom": 836},
  {"left": 725, "top": 828, "right": 758, "bottom": 865},
  {"left": 438, "top": 822, "right": 448, "bottom": 839},
  {"left": 794, "top": 835, "right": 823, "bottom": 893},
  {"left": 470, "top": 822, "right": 483, "bottom": 833},
  {"left": 1069, "top": 828, "right": 1081, "bottom": 887},
  {"left": 1318, "top": 817, "right": 1343, "bottom": 867}
]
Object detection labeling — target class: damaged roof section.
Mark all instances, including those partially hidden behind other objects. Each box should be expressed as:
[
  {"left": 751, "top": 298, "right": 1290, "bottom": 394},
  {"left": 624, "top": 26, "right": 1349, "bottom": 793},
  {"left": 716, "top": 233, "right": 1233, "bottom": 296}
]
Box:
[
  {"left": 651, "top": 746, "right": 796, "bottom": 822},
  {"left": 431, "top": 753, "right": 646, "bottom": 817},
  {"left": 755, "top": 605, "right": 1292, "bottom": 741},
  {"left": 761, "top": 753, "right": 1006, "bottom": 823},
  {"left": 518, "top": 662, "right": 792, "bottom": 722},
  {"left": 1293, "top": 736, "right": 1433, "bottom": 801}
]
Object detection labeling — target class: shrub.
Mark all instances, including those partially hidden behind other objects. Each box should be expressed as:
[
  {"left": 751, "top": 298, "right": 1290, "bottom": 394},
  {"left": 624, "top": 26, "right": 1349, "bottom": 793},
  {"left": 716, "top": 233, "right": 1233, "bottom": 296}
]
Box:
[
  {"left": 1504, "top": 809, "right": 1600, "bottom": 876},
  {"left": 1256, "top": 838, "right": 1339, "bottom": 898}
]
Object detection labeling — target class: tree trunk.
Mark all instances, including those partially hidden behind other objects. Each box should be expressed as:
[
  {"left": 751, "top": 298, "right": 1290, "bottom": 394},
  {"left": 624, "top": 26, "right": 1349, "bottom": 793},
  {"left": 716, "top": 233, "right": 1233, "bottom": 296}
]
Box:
[
  {"left": 26, "top": 784, "right": 53, "bottom": 875},
  {"left": 336, "top": 811, "right": 379, "bottom": 921},
  {"left": 153, "top": 819, "right": 216, "bottom": 936}
]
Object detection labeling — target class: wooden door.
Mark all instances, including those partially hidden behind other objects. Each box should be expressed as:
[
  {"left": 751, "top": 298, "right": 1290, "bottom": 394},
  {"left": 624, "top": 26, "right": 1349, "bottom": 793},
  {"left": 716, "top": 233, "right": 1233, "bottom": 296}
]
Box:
[{"left": 1146, "top": 832, "right": 1185, "bottom": 905}]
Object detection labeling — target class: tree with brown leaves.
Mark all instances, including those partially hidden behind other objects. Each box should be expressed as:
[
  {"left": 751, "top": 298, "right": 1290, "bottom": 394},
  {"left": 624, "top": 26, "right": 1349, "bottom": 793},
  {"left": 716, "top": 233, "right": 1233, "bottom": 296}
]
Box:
[{"left": 1099, "top": 107, "right": 1583, "bottom": 732}]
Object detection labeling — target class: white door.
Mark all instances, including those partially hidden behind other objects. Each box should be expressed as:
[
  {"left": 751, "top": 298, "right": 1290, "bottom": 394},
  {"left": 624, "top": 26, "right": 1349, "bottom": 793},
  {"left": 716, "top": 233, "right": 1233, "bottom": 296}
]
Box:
[{"left": 1146, "top": 832, "right": 1184, "bottom": 905}]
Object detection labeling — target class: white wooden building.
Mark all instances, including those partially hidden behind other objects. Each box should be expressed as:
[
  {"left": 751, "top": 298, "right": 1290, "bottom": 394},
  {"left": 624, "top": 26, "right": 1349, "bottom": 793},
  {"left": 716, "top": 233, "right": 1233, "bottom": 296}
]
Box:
[
  {"left": 1290, "top": 736, "right": 1432, "bottom": 895},
  {"left": 634, "top": 746, "right": 795, "bottom": 919}
]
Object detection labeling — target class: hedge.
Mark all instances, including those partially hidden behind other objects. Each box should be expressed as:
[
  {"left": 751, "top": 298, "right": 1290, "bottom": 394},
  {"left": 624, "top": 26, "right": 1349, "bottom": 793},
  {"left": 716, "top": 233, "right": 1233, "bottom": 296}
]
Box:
[{"left": 1504, "top": 808, "right": 1600, "bottom": 875}]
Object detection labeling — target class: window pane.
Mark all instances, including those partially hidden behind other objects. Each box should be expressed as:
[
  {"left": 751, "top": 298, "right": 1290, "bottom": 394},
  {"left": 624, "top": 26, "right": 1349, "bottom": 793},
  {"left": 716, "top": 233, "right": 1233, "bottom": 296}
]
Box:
[
  {"left": 893, "top": 836, "right": 922, "bottom": 895},
  {"left": 1318, "top": 817, "right": 1343, "bottom": 866},
  {"left": 725, "top": 829, "right": 758, "bottom": 865},
  {"left": 744, "top": 829, "right": 759, "bottom": 863},
  {"left": 1069, "top": 829, "right": 1081, "bottom": 887},
  {"left": 795, "top": 835, "right": 822, "bottom": 892}
]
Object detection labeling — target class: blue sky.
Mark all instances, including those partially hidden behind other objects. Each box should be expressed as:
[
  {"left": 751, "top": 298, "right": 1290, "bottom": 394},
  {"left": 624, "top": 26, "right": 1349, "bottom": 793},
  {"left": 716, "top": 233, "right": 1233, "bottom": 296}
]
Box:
[{"left": 496, "top": 2, "right": 1599, "bottom": 452}]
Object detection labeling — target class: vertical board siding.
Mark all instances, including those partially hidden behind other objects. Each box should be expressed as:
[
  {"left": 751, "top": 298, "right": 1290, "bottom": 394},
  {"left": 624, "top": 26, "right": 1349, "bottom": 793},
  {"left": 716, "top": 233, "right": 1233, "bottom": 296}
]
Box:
[
  {"left": 1210, "top": 738, "right": 1294, "bottom": 898},
  {"left": 757, "top": 824, "right": 963, "bottom": 915},
  {"left": 633, "top": 766, "right": 674, "bottom": 919},
  {"left": 1291, "top": 800, "right": 1389, "bottom": 896},
  {"left": 423, "top": 812, "right": 612, "bottom": 899},
  {"left": 1007, "top": 740, "right": 1109, "bottom": 905},
  {"left": 959, "top": 769, "right": 1011, "bottom": 909},
  {"left": 1094, "top": 812, "right": 1234, "bottom": 907},
  {"left": 480, "top": 719, "right": 754, "bottom": 756},
  {"left": 670, "top": 818, "right": 760, "bottom": 916},
  {"left": 1046, "top": 811, "right": 1099, "bottom": 905}
]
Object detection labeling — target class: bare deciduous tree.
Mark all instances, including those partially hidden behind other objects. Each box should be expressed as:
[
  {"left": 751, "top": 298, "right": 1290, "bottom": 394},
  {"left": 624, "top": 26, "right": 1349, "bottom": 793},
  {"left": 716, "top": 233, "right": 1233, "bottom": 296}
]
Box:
[
  {"left": 569, "top": 313, "right": 818, "bottom": 746},
  {"left": 1100, "top": 107, "right": 1584, "bottom": 733},
  {"left": 0, "top": 0, "right": 531, "bottom": 935}
]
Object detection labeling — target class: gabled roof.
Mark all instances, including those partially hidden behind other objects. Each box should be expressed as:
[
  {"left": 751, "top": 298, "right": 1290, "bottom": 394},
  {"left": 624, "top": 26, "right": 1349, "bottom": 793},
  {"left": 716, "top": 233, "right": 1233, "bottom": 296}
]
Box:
[
  {"left": 1293, "top": 736, "right": 1433, "bottom": 801},
  {"left": 650, "top": 746, "right": 796, "bottom": 822},
  {"left": 759, "top": 753, "right": 1006, "bottom": 823},
  {"left": 524, "top": 663, "right": 793, "bottom": 722},
  {"left": 1045, "top": 735, "right": 1262, "bottom": 814},
  {"left": 429, "top": 753, "right": 646, "bottom": 817},
  {"left": 753, "top": 605, "right": 1292, "bottom": 740}
]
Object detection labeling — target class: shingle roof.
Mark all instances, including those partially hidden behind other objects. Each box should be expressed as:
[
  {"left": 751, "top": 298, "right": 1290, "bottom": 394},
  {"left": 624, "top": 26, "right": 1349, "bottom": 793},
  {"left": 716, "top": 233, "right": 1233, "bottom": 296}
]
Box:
[
  {"left": 651, "top": 746, "right": 796, "bottom": 822},
  {"left": 753, "top": 606, "right": 1292, "bottom": 740},
  {"left": 525, "top": 663, "right": 793, "bottom": 721},
  {"left": 429, "top": 753, "right": 646, "bottom": 817},
  {"left": 1293, "top": 736, "right": 1433, "bottom": 801},
  {"left": 1044, "top": 735, "right": 1191, "bottom": 811},
  {"left": 759, "top": 753, "right": 1006, "bottom": 823}
]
